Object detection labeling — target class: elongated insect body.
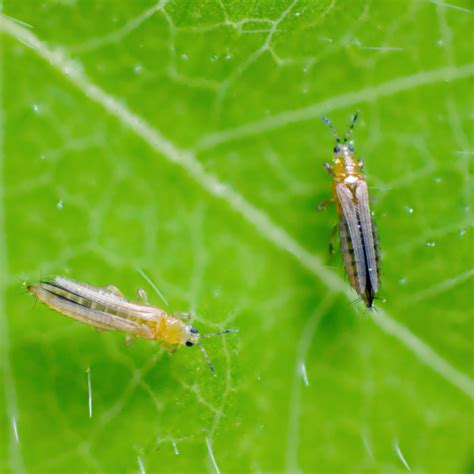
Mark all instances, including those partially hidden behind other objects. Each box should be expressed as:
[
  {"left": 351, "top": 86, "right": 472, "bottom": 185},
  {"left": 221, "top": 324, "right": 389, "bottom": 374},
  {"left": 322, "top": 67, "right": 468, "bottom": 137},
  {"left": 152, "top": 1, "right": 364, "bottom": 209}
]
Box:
[
  {"left": 321, "top": 112, "right": 381, "bottom": 308},
  {"left": 27, "top": 276, "right": 235, "bottom": 374}
]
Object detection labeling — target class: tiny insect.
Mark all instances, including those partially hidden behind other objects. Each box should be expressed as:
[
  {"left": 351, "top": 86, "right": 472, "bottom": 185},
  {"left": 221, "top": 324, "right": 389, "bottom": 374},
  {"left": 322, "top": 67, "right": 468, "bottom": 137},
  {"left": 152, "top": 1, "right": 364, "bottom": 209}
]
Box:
[
  {"left": 27, "top": 276, "right": 236, "bottom": 374},
  {"left": 319, "top": 111, "right": 381, "bottom": 308}
]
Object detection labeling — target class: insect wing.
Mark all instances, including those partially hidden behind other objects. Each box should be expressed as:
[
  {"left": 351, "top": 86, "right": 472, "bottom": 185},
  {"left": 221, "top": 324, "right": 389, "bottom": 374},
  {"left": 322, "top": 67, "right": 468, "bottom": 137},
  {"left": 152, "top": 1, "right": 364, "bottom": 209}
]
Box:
[
  {"left": 53, "top": 277, "right": 160, "bottom": 322},
  {"left": 31, "top": 283, "right": 155, "bottom": 338},
  {"left": 355, "top": 181, "right": 379, "bottom": 293},
  {"left": 338, "top": 216, "right": 360, "bottom": 295},
  {"left": 336, "top": 184, "right": 367, "bottom": 294},
  {"left": 371, "top": 215, "right": 381, "bottom": 278}
]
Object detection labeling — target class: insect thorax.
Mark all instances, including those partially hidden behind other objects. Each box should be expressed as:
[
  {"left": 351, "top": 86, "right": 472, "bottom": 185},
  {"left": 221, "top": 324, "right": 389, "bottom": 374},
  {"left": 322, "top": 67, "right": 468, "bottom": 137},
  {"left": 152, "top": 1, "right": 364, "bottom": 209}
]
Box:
[
  {"left": 155, "top": 315, "right": 188, "bottom": 345},
  {"left": 333, "top": 152, "right": 362, "bottom": 184}
]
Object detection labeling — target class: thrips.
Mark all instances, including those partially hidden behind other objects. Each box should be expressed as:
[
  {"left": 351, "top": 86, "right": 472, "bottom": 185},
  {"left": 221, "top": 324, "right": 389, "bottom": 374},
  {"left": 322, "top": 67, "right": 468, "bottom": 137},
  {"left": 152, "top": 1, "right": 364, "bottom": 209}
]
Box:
[
  {"left": 319, "top": 112, "right": 381, "bottom": 308},
  {"left": 27, "top": 276, "right": 236, "bottom": 374}
]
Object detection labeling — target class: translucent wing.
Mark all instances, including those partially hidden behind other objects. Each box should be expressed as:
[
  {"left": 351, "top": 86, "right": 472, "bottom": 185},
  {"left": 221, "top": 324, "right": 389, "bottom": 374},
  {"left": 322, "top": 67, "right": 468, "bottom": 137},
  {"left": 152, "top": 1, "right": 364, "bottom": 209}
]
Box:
[
  {"left": 336, "top": 183, "right": 367, "bottom": 294},
  {"left": 339, "top": 215, "right": 361, "bottom": 295},
  {"left": 31, "top": 282, "right": 155, "bottom": 339},
  {"left": 53, "top": 277, "right": 161, "bottom": 321},
  {"left": 355, "top": 181, "right": 379, "bottom": 293}
]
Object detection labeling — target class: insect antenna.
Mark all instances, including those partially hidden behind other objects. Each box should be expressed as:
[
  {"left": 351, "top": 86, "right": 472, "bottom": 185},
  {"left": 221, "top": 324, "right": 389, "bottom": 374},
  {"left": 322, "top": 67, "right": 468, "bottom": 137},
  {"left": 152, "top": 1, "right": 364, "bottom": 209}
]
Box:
[
  {"left": 321, "top": 116, "right": 341, "bottom": 142},
  {"left": 196, "top": 329, "right": 238, "bottom": 376},
  {"left": 199, "top": 328, "right": 238, "bottom": 339},
  {"left": 196, "top": 342, "right": 216, "bottom": 377},
  {"left": 343, "top": 110, "right": 360, "bottom": 142}
]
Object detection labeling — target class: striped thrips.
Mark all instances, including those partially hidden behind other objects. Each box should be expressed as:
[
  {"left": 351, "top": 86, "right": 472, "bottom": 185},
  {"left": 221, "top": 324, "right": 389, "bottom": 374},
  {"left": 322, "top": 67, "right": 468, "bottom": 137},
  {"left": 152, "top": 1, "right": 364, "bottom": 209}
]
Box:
[
  {"left": 27, "top": 276, "right": 236, "bottom": 374},
  {"left": 320, "top": 112, "right": 381, "bottom": 308}
]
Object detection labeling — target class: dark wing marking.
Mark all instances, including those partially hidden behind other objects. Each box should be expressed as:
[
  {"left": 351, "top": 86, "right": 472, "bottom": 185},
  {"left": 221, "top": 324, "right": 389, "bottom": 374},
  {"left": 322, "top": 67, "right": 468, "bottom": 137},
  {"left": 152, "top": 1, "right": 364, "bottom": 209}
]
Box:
[
  {"left": 336, "top": 184, "right": 367, "bottom": 294},
  {"left": 355, "top": 181, "right": 379, "bottom": 293},
  {"left": 371, "top": 214, "right": 381, "bottom": 287}
]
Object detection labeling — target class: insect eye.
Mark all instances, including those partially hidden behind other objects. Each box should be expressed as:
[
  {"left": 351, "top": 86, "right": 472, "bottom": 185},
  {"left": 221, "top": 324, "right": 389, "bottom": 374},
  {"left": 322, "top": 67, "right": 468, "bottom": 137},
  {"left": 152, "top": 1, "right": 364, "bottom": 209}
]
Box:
[
  {"left": 185, "top": 341, "right": 194, "bottom": 347},
  {"left": 190, "top": 327, "right": 198, "bottom": 334},
  {"left": 333, "top": 146, "right": 340, "bottom": 153}
]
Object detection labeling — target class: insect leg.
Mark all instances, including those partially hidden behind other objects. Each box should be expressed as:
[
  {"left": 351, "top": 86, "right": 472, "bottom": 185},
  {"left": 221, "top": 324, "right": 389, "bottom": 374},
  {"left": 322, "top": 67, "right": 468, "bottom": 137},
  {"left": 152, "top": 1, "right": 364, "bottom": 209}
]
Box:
[
  {"left": 323, "top": 162, "right": 334, "bottom": 176},
  {"left": 172, "top": 311, "right": 192, "bottom": 322},
  {"left": 104, "top": 285, "right": 124, "bottom": 297},
  {"left": 316, "top": 196, "right": 334, "bottom": 211},
  {"left": 124, "top": 334, "right": 136, "bottom": 346},
  {"left": 136, "top": 288, "right": 150, "bottom": 305},
  {"left": 161, "top": 342, "right": 178, "bottom": 353}
]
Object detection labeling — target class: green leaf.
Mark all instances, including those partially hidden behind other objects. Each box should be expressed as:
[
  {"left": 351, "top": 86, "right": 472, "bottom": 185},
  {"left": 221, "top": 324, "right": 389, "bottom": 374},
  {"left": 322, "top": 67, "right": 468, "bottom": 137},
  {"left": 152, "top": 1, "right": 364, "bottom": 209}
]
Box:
[{"left": 1, "top": 1, "right": 472, "bottom": 472}]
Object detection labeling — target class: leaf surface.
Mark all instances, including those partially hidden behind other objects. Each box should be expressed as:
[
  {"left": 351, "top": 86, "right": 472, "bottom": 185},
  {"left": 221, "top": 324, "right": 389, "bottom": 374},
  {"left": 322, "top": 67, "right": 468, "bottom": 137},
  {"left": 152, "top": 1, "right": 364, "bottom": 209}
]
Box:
[{"left": 0, "top": 1, "right": 472, "bottom": 472}]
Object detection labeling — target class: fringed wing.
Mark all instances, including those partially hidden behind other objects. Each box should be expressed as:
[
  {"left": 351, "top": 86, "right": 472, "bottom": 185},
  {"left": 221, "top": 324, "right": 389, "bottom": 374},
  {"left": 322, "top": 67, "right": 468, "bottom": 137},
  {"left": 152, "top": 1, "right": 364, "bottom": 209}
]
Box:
[
  {"left": 30, "top": 281, "right": 155, "bottom": 339},
  {"left": 355, "top": 181, "right": 380, "bottom": 293},
  {"left": 336, "top": 184, "right": 367, "bottom": 294},
  {"left": 53, "top": 277, "right": 160, "bottom": 321}
]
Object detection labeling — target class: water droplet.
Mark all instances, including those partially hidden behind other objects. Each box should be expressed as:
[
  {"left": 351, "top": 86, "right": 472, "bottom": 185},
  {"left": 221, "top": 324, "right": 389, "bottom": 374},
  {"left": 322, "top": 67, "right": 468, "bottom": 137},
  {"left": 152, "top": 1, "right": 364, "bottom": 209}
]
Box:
[
  {"left": 57, "top": 200, "right": 63, "bottom": 210},
  {"left": 405, "top": 207, "right": 414, "bottom": 214},
  {"left": 437, "top": 39, "right": 444, "bottom": 47},
  {"left": 294, "top": 11, "right": 301, "bottom": 16},
  {"left": 180, "top": 53, "right": 188, "bottom": 61},
  {"left": 32, "top": 104, "right": 40, "bottom": 113},
  {"left": 426, "top": 241, "right": 436, "bottom": 247},
  {"left": 210, "top": 54, "right": 218, "bottom": 62},
  {"left": 399, "top": 278, "right": 407, "bottom": 286},
  {"left": 40, "top": 153, "right": 46, "bottom": 161},
  {"left": 459, "top": 229, "right": 466, "bottom": 237},
  {"left": 225, "top": 54, "right": 232, "bottom": 61},
  {"left": 133, "top": 64, "right": 143, "bottom": 74},
  {"left": 434, "top": 176, "right": 442, "bottom": 184}
]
